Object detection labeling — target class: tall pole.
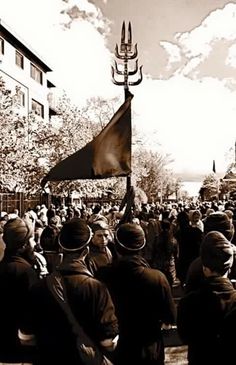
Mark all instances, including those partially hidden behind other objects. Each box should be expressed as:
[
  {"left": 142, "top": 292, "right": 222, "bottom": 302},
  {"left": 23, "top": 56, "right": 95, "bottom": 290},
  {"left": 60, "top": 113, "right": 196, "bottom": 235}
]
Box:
[
  {"left": 235, "top": 140, "right": 236, "bottom": 165},
  {"left": 112, "top": 21, "right": 143, "bottom": 192}
]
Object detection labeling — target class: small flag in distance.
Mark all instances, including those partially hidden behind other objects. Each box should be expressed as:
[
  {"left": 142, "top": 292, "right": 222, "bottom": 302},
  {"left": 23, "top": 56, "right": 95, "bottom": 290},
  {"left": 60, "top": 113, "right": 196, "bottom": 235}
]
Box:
[{"left": 213, "top": 160, "right": 216, "bottom": 173}]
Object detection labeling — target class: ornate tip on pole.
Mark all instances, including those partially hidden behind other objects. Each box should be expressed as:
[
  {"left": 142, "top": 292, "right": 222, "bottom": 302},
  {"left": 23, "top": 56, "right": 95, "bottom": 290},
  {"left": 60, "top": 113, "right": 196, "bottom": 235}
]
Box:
[
  {"left": 112, "top": 21, "right": 143, "bottom": 88},
  {"left": 121, "top": 21, "right": 125, "bottom": 44},
  {"left": 128, "top": 22, "right": 132, "bottom": 45}
]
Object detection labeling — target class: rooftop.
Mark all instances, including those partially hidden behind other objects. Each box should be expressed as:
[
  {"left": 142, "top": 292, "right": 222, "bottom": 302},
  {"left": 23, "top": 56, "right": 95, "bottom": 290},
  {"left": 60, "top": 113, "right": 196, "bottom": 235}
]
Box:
[{"left": 0, "top": 18, "right": 52, "bottom": 72}]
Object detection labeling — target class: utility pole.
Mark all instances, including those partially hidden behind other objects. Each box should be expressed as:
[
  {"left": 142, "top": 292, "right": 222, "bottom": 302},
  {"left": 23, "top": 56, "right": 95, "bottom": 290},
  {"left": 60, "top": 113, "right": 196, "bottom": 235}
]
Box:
[{"left": 112, "top": 21, "right": 143, "bottom": 192}]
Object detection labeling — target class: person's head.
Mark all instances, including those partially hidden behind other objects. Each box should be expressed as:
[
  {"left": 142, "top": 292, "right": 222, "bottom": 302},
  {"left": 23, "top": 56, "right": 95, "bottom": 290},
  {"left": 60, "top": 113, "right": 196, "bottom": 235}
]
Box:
[
  {"left": 204, "top": 211, "right": 235, "bottom": 241},
  {"left": 201, "top": 231, "right": 234, "bottom": 276},
  {"left": 73, "top": 208, "right": 81, "bottom": 219},
  {"left": 59, "top": 218, "right": 92, "bottom": 255},
  {"left": 224, "top": 209, "right": 234, "bottom": 222},
  {"left": 92, "top": 204, "right": 102, "bottom": 215},
  {"left": 49, "top": 215, "right": 61, "bottom": 228},
  {"left": 0, "top": 215, "right": 8, "bottom": 234},
  {"left": 190, "top": 210, "right": 202, "bottom": 224},
  {"left": 3, "top": 217, "right": 35, "bottom": 256},
  {"left": 177, "top": 211, "right": 190, "bottom": 227},
  {"left": 161, "top": 219, "right": 171, "bottom": 231},
  {"left": 132, "top": 217, "right": 140, "bottom": 225},
  {"left": 115, "top": 223, "right": 146, "bottom": 255},
  {"left": 205, "top": 208, "right": 214, "bottom": 217},
  {"left": 90, "top": 220, "right": 111, "bottom": 248}
]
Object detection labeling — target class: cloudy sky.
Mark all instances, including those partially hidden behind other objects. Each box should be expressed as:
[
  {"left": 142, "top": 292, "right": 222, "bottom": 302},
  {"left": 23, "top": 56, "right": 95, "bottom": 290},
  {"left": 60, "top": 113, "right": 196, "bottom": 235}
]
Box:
[{"left": 1, "top": 0, "right": 236, "bottom": 179}]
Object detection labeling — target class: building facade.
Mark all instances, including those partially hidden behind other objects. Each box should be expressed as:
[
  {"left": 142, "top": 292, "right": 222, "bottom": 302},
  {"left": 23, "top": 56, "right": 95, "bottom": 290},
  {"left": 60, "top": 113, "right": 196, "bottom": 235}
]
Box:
[{"left": 0, "top": 19, "right": 56, "bottom": 121}]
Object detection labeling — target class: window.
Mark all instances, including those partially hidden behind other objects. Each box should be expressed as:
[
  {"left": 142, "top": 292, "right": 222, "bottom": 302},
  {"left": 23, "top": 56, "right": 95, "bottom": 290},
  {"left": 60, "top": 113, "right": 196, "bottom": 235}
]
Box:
[
  {"left": 30, "top": 63, "right": 43, "bottom": 84},
  {"left": 32, "top": 99, "right": 44, "bottom": 118},
  {"left": 18, "top": 91, "right": 25, "bottom": 107},
  {"left": 15, "top": 51, "right": 24, "bottom": 69},
  {"left": 0, "top": 38, "right": 4, "bottom": 55},
  {"left": 13, "top": 86, "right": 25, "bottom": 108}
]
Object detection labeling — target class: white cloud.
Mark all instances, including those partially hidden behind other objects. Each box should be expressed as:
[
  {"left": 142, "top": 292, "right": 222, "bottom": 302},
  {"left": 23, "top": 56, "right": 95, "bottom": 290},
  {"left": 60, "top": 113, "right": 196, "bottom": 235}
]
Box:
[
  {"left": 174, "top": 55, "right": 204, "bottom": 77},
  {"left": 158, "top": 3, "right": 236, "bottom": 78},
  {"left": 176, "top": 3, "right": 236, "bottom": 58},
  {"left": 1, "top": 0, "right": 117, "bottom": 104},
  {"left": 60, "top": 0, "right": 110, "bottom": 34},
  {"left": 159, "top": 41, "right": 181, "bottom": 69},
  {"left": 226, "top": 43, "right": 236, "bottom": 67}
]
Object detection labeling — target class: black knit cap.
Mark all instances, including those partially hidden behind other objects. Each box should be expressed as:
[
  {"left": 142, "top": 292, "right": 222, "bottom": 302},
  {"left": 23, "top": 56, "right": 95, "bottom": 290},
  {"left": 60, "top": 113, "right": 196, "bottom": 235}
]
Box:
[
  {"left": 204, "top": 212, "right": 234, "bottom": 241},
  {"left": 201, "top": 231, "right": 234, "bottom": 274},
  {"left": 3, "top": 217, "right": 33, "bottom": 251},
  {"left": 115, "top": 223, "right": 146, "bottom": 251},
  {"left": 59, "top": 218, "right": 92, "bottom": 251}
]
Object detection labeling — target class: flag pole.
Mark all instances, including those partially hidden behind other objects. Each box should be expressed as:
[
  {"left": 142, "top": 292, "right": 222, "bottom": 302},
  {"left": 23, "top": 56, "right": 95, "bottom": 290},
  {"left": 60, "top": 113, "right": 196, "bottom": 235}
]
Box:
[
  {"left": 234, "top": 140, "right": 236, "bottom": 165},
  {"left": 213, "top": 159, "right": 219, "bottom": 203},
  {"left": 112, "top": 21, "right": 143, "bottom": 193}
]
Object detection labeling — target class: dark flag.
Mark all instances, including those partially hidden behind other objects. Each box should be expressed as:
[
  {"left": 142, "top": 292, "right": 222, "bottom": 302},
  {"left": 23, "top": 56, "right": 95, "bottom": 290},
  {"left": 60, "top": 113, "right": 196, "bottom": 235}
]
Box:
[
  {"left": 213, "top": 160, "right": 216, "bottom": 173},
  {"left": 41, "top": 92, "right": 133, "bottom": 188}
]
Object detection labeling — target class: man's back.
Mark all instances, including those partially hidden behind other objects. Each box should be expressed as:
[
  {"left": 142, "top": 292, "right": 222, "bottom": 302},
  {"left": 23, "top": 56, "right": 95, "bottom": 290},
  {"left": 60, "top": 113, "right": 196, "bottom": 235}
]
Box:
[
  {"left": 97, "top": 254, "right": 176, "bottom": 365},
  {"left": 27, "top": 261, "right": 118, "bottom": 364},
  {"left": 177, "top": 276, "right": 236, "bottom": 365},
  {"left": 0, "top": 255, "right": 38, "bottom": 362}
]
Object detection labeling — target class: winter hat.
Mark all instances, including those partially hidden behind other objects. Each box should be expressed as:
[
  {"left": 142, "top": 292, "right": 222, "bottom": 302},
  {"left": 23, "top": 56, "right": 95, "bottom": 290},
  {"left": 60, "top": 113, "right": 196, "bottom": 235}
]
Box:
[
  {"left": 115, "top": 223, "right": 146, "bottom": 251},
  {"left": 59, "top": 218, "right": 92, "bottom": 252},
  {"left": 204, "top": 212, "right": 234, "bottom": 241},
  {"left": 201, "top": 231, "right": 234, "bottom": 274},
  {"left": 3, "top": 218, "right": 33, "bottom": 251}
]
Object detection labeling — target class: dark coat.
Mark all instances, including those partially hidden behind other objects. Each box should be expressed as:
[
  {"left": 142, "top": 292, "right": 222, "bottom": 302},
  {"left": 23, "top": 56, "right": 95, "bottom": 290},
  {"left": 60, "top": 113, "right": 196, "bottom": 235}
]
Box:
[
  {"left": 184, "top": 256, "right": 204, "bottom": 293},
  {"left": 177, "top": 276, "right": 236, "bottom": 365},
  {"left": 26, "top": 254, "right": 118, "bottom": 365},
  {"left": 185, "top": 252, "right": 236, "bottom": 294},
  {"left": 97, "top": 254, "right": 176, "bottom": 365},
  {"left": 175, "top": 224, "right": 203, "bottom": 285},
  {"left": 0, "top": 255, "right": 39, "bottom": 363},
  {"left": 142, "top": 218, "right": 162, "bottom": 264}
]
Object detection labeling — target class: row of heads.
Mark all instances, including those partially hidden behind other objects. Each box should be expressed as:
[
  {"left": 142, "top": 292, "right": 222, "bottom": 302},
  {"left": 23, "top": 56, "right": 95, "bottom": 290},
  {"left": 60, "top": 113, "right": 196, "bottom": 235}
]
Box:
[
  {"left": 2, "top": 211, "right": 235, "bottom": 275},
  {"left": 2, "top": 217, "right": 146, "bottom": 253}
]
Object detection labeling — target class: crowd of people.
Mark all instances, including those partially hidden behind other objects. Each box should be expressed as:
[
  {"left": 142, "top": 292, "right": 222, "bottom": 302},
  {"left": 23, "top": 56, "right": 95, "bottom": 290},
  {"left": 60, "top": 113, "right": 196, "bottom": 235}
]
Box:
[{"left": 0, "top": 197, "right": 236, "bottom": 364}]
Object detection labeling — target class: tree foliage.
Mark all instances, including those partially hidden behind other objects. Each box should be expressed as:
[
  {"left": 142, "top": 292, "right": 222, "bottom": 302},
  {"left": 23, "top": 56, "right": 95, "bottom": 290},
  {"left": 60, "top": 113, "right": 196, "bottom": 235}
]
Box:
[
  {"left": 0, "top": 78, "right": 58, "bottom": 194},
  {"left": 200, "top": 173, "right": 218, "bottom": 200},
  {"left": 0, "top": 78, "right": 180, "bottom": 202},
  {"left": 132, "top": 147, "right": 179, "bottom": 201}
]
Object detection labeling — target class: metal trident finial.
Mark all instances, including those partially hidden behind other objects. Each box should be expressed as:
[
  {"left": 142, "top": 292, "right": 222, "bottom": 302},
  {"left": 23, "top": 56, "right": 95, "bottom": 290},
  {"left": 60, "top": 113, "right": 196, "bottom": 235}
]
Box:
[
  {"left": 128, "top": 22, "right": 132, "bottom": 47},
  {"left": 112, "top": 21, "right": 143, "bottom": 91}
]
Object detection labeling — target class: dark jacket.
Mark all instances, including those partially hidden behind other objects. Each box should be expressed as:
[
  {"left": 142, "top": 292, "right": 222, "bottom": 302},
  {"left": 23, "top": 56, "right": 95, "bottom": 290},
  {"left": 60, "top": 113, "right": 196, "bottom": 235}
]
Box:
[
  {"left": 143, "top": 218, "right": 162, "bottom": 264},
  {"left": 177, "top": 276, "right": 236, "bottom": 365},
  {"left": 175, "top": 224, "right": 203, "bottom": 285},
  {"left": 97, "top": 255, "right": 176, "bottom": 365},
  {"left": 0, "top": 255, "right": 39, "bottom": 363},
  {"left": 185, "top": 252, "right": 236, "bottom": 294},
  {"left": 26, "top": 254, "right": 119, "bottom": 365}
]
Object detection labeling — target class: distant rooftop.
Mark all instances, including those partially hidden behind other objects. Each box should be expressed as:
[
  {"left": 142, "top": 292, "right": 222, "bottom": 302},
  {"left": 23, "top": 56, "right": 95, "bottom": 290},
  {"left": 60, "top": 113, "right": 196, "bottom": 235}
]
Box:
[{"left": 0, "top": 18, "right": 52, "bottom": 72}]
